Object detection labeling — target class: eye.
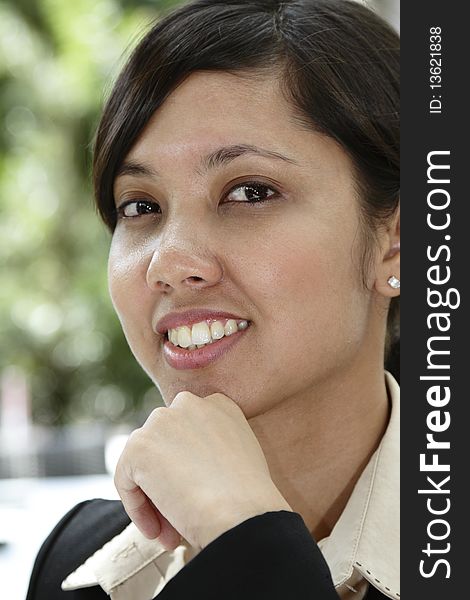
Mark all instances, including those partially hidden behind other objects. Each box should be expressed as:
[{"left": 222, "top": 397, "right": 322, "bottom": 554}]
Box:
[
  {"left": 225, "top": 182, "right": 277, "bottom": 204},
  {"left": 117, "top": 199, "right": 161, "bottom": 219}
]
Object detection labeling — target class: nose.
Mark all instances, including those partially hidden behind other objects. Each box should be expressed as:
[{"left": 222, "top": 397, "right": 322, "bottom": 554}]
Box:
[{"left": 145, "top": 237, "right": 224, "bottom": 293}]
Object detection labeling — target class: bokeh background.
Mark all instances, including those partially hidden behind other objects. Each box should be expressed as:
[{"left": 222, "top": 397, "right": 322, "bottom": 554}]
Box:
[{"left": 0, "top": 0, "right": 399, "bottom": 597}]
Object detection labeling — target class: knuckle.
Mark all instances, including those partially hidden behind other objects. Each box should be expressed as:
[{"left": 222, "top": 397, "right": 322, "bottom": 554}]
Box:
[
  {"left": 206, "top": 392, "right": 240, "bottom": 413},
  {"left": 127, "top": 427, "right": 143, "bottom": 445},
  {"left": 172, "top": 390, "right": 195, "bottom": 406},
  {"left": 124, "top": 427, "right": 148, "bottom": 456},
  {"left": 146, "top": 406, "right": 168, "bottom": 425},
  {"left": 151, "top": 406, "right": 167, "bottom": 417},
  {"left": 113, "top": 463, "right": 128, "bottom": 493},
  {"left": 205, "top": 392, "right": 224, "bottom": 403},
  {"left": 206, "top": 392, "right": 230, "bottom": 404}
]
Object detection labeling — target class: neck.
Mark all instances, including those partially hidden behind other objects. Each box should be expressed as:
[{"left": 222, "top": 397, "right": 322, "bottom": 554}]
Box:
[{"left": 248, "top": 361, "right": 390, "bottom": 541}]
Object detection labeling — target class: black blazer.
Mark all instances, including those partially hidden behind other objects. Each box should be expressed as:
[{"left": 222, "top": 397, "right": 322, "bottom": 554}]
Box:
[{"left": 26, "top": 499, "right": 389, "bottom": 600}]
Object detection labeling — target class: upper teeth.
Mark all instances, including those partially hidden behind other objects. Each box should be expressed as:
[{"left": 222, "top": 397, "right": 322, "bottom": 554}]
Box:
[{"left": 168, "top": 319, "right": 249, "bottom": 348}]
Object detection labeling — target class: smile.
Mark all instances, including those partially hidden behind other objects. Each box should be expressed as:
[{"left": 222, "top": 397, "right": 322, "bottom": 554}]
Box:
[
  {"left": 163, "top": 319, "right": 251, "bottom": 370},
  {"left": 167, "top": 318, "right": 249, "bottom": 349}
]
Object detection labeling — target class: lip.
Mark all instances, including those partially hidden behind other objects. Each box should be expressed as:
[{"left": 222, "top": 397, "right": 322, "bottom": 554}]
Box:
[
  {"left": 155, "top": 309, "right": 249, "bottom": 335},
  {"left": 162, "top": 325, "right": 250, "bottom": 370}
]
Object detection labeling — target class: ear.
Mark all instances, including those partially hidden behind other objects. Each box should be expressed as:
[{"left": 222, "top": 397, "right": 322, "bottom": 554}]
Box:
[{"left": 374, "top": 203, "right": 400, "bottom": 298}]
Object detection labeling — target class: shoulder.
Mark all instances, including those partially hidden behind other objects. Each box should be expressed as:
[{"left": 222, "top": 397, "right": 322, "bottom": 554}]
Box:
[{"left": 26, "top": 499, "right": 130, "bottom": 600}]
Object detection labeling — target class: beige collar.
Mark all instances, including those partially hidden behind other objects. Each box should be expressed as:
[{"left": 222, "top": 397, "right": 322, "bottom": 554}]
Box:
[
  {"left": 62, "top": 371, "right": 399, "bottom": 600},
  {"left": 61, "top": 523, "right": 199, "bottom": 599},
  {"left": 318, "top": 371, "right": 400, "bottom": 599}
]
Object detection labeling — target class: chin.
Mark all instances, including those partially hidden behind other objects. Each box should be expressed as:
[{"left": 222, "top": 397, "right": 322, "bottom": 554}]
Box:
[
  {"left": 157, "top": 380, "right": 230, "bottom": 406},
  {"left": 155, "top": 379, "right": 258, "bottom": 416}
]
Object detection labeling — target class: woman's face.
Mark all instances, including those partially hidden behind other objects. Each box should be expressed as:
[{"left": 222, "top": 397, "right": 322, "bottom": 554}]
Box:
[{"left": 108, "top": 71, "right": 379, "bottom": 417}]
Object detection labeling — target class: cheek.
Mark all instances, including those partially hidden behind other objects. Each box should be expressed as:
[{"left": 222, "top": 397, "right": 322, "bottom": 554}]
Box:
[
  {"left": 107, "top": 238, "right": 150, "bottom": 330},
  {"left": 107, "top": 244, "right": 161, "bottom": 380},
  {"left": 243, "top": 220, "right": 369, "bottom": 359}
]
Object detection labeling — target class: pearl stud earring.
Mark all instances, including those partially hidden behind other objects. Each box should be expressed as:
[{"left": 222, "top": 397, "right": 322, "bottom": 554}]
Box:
[{"left": 387, "top": 276, "right": 400, "bottom": 289}]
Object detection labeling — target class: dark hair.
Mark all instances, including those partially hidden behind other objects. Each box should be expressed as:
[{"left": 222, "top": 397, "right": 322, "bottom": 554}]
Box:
[{"left": 93, "top": 0, "right": 400, "bottom": 378}]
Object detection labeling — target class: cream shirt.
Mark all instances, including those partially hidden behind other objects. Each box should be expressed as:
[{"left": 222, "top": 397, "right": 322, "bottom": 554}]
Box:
[{"left": 62, "top": 372, "right": 399, "bottom": 600}]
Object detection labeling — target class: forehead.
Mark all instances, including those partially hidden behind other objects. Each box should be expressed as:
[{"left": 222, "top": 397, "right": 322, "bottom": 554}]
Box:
[
  {"left": 124, "top": 70, "right": 353, "bottom": 184},
  {"left": 142, "top": 71, "right": 291, "bottom": 139}
]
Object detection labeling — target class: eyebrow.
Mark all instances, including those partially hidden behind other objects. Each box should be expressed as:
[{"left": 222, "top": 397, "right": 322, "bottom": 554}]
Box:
[
  {"left": 200, "top": 144, "right": 299, "bottom": 172},
  {"left": 115, "top": 144, "right": 299, "bottom": 181},
  {"left": 115, "top": 161, "right": 159, "bottom": 179}
]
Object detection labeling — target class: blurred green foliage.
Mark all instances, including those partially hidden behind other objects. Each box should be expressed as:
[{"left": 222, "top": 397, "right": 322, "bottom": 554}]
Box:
[{"left": 0, "top": 0, "right": 184, "bottom": 426}]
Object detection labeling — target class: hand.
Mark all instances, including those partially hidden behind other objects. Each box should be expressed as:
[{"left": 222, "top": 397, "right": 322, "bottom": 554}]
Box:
[{"left": 114, "top": 391, "right": 292, "bottom": 551}]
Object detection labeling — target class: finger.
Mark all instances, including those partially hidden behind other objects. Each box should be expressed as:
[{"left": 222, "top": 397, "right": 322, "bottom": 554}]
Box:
[
  {"left": 155, "top": 510, "right": 184, "bottom": 551},
  {"left": 118, "top": 483, "right": 162, "bottom": 540}
]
